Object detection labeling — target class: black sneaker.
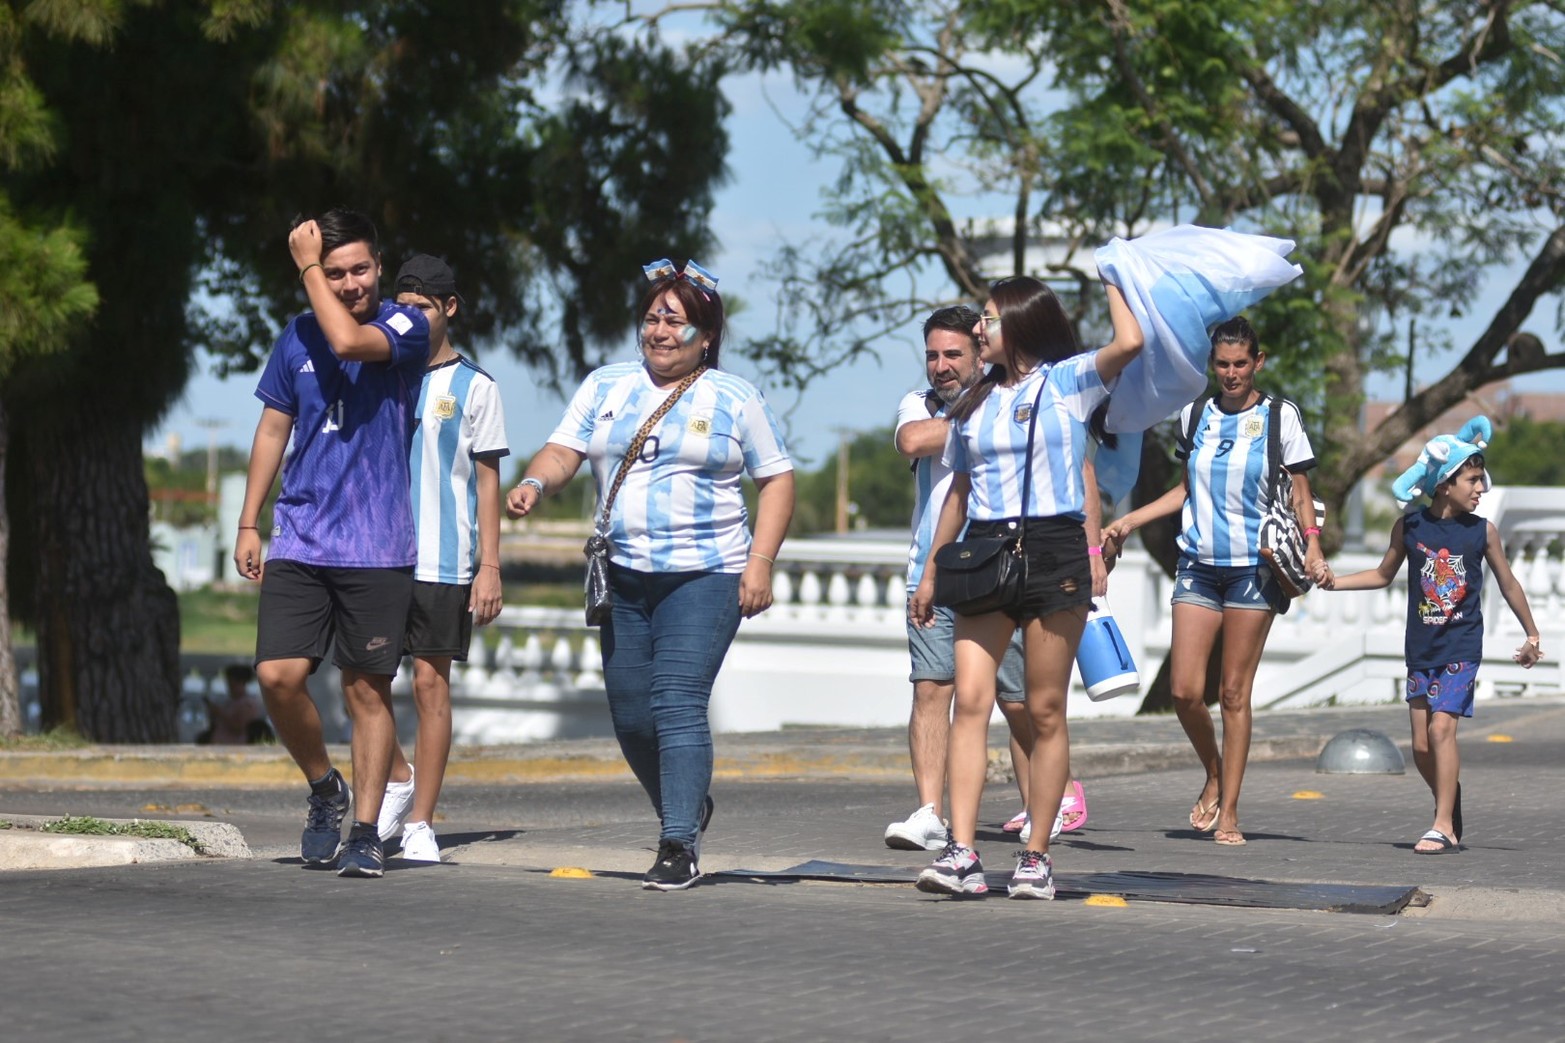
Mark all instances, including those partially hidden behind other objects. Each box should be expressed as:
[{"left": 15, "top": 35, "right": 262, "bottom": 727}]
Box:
[
  {"left": 336, "top": 832, "right": 385, "bottom": 878},
  {"left": 301, "top": 774, "right": 350, "bottom": 865},
  {"left": 643, "top": 839, "right": 699, "bottom": 891}
]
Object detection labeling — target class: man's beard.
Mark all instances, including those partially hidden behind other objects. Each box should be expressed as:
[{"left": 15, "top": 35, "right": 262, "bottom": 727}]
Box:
[{"left": 935, "top": 381, "right": 966, "bottom": 405}]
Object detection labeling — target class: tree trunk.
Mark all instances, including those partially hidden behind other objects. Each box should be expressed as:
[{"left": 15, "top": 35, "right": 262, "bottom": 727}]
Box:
[
  {"left": 31, "top": 414, "right": 180, "bottom": 742},
  {"left": 0, "top": 401, "right": 19, "bottom": 740}
]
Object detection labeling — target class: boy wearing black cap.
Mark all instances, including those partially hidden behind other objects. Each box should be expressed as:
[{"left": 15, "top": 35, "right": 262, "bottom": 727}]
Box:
[
  {"left": 234, "top": 209, "right": 430, "bottom": 878},
  {"left": 374, "top": 255, "right": 509, "bottom": 861}
]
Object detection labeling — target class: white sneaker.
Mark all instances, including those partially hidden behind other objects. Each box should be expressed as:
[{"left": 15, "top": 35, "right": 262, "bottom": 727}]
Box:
[
  {"left": 377, "top": 769, "right": 415, "bottom": 841},
  {"left": 884, "top": 802, "right": 948, "bottom": 851},
  {"left": 1019, "top": 805, "right": 1065, "bottom": 844},
  {"left": 400, "top": 820, "right": 441, "bottom": 862}
]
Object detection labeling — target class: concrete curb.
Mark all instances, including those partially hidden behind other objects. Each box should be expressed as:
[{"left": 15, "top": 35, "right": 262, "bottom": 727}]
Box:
[
  {"left": 0, "top": 813, "right": 251, "bottom": 871},
  {"left": 0, "top": 734, "right": 1328, "bottom": 789}
]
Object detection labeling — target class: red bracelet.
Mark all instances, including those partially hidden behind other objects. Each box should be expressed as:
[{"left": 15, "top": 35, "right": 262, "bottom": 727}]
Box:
[
  {"left": 1087, "top": 545, "right": 1103, "bottom": 557},
  {"left": 1304, "top": 527, "right": 1320, "bottom": 538}
]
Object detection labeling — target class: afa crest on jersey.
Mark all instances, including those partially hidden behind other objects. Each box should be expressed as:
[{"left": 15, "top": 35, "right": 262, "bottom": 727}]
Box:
[{"left": 433, "top": 395, "right": 457, "bottom": 420}]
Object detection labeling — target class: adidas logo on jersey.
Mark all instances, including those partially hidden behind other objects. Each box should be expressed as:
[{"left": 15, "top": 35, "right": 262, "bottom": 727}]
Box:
[
  {"left": 298, "top": 359, "right": 315, "bottom": 373},
  {"left": 598, "top": 410, "right": 615, "bottom": 421}
]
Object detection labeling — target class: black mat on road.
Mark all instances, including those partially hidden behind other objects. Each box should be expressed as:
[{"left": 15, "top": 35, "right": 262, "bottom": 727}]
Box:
[{"left": 718, "top": 860, "right": 1424, "bottom": 914}]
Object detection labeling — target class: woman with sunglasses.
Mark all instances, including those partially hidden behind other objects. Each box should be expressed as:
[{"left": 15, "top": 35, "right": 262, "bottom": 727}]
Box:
[{"left": 910, "top": 275, "right": 1142, "bottom": 899}]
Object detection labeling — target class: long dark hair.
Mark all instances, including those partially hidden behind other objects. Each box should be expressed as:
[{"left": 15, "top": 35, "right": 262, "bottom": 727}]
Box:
[
  {"left": 948, "top": 276, "right": 1079, "bottom": 423},
  {"left": 637, "top": 274, "right": 726, "bottom": 369}
]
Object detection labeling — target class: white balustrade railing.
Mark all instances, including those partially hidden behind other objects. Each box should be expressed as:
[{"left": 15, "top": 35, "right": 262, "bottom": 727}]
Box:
[{"left": 16, "top": 488, "right": 1565, "bottom": 743}]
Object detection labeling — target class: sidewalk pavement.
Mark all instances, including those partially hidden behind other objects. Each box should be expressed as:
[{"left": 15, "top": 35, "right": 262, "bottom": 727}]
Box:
[{"left": 4, "top": 698, "right": 1565, "bottom": 1041}]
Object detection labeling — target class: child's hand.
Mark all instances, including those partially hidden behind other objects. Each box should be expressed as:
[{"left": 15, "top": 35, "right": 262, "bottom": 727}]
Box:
[
  {"left": 1514, "top": 636, "right": 1543, "bottom": 668},
  {"left": 1311, "top": 558, "right": 1335, "bottom": 590}
]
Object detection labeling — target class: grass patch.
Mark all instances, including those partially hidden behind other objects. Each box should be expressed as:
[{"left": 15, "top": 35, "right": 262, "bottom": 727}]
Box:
[
  {"left": 0, "top": 725, "right": 89, "bottom": 751},
  {"left": 0, "top": 821, "right": 11, "bottom": 829},
  {"left": 39, "top": 815, "right": 205, "bottom": 853}
]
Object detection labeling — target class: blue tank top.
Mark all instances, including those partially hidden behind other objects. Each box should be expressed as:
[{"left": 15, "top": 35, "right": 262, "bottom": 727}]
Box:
[{"left": 1402, "top": 510, "right": 1487, "bottom": 669}]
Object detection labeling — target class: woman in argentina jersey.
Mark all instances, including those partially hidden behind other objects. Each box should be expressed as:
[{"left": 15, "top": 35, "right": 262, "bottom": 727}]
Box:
[
  {"left": 504, "top": 261, "right": 794, "bottom": 892},
  {"left": 1104, "top": 317, "right": 1323, "bottom": 847},
  {"left": 909, "top": 274, "right": 1144, "bottom": 900}
]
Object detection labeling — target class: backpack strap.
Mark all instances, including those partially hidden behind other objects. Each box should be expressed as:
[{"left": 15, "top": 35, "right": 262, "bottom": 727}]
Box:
[
  {"left": 1178, "top": 394, "right": 1213, "bottom": 458},
  {"left": 1266, "top": 393, "right": 1286, "bottom": 504}
]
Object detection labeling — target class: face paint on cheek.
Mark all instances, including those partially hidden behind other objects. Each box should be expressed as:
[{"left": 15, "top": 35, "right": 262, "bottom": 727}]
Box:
[{"left": 681, "top": 324, "right": 700, "bottom": 346}]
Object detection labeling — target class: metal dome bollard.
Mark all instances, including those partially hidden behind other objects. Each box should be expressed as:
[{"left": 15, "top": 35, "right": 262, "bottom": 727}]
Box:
[{"left": 1315, "top": 729, "right": 1405, "bottom": 775}]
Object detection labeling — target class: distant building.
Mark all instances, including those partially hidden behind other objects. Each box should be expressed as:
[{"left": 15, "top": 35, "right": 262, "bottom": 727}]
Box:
[{"left": 1365, "top": 379, "right": 1565, "bottom": 478}]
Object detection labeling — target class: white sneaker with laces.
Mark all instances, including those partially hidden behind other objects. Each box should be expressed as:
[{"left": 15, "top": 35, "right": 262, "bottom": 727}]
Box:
[
  {"left": 377, "top": 769, "right": 416, "bottom": 841},
  {"left": 400, "top": 820, "right": 441, "bottom": 862},
  {"left": 884, "top": 802, "right": 948, "bottom": 851}
]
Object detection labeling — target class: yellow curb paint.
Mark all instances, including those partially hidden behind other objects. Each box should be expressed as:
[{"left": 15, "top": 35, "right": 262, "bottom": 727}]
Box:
[
  {"left": 1486, "top": 734, "right": 1514, "bottom": 743},
  {"left": 1084, "top": 894, "right": 1128, "bottom": 907},
  {"left": 550, "top": 866, "right": 594, "bottom": 879},
  {"left": 1292, "top": 790, "right": 1324, "bottom": 800}
]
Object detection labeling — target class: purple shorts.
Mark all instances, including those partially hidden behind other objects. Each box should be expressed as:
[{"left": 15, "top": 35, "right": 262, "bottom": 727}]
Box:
[{"left": 1406, "top": 661, "right": 1479, "bottom": 718}]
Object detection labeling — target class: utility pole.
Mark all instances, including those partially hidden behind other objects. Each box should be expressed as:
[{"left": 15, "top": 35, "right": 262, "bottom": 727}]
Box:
[{"left": 834, "top": 427, "right": 852, "bottom": 534}]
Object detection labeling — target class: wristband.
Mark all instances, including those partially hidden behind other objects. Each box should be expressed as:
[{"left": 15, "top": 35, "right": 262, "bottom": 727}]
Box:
[
  {"left": 749, "top": 552, "right": 776, "bottom": 564},
  {"left": 298, "top": 262, "right": 323, "bottom": 282},
  {"left": 519, "top": 476, "right": 545, "bottom": 496},
  {"left": 1086, "top": 545, "right": 1103, "bottom": 557},
  {"left": 480, "top": 563, "right": 500, "bottom": 571},
  {"left": 1304, "top": 527, "right": 1320, "bottom": 538},
  {"left": 237, "top": 525, "right": 258, "bottom": 531}
]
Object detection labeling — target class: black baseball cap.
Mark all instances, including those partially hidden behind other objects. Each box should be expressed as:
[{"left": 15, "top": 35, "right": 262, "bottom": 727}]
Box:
[{"left": 395, "top": 254, "right": 464, "bottom": 304}]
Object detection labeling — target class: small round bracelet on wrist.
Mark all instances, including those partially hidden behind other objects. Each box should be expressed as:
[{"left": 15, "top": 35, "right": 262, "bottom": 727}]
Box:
[
  {"left": 298, "top": 262, "right": 323, "bottom": 282},
  {"left": 237, "top": 525, "right": 258, "bottom": 531},
  {"left": 1304, "top": 526, "right": 1321, "bottom": 538},
  {"left": 749, "top": 552, "right": 776, "bottom": 565},
  {"left": 480, "top": 563, "right": 500, "bottom": 571},
  {"left": 1086, "top": 545, "right": 1103, "bottom": 557},
  {"left": 519, "top": 476, "right": 545, "bottom": 496}
]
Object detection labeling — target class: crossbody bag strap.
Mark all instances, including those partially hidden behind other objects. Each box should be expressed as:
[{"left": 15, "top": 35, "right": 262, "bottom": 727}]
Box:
[
  {"left": 597, "top": 366, "right": 708, "bottom": 533},
  {"left": 1013, "top": 372, "right": 1049, "bottom": 548}
]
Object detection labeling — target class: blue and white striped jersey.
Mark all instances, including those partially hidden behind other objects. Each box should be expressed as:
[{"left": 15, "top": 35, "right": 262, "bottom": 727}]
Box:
[
  {"left": 548, "top": 362, "right": 792, "bottom": 573},
  {"left": 943, "top": 353, "right": 1107, "bottom": 522},
  {"left": 896, "top": 389, "right": 949, "bottom": 593},
  {"left": 410, "top": 356, "right": 510, "bottom": 585},
  {"left": 1175, "top": 394, "right": 1315, "bottom": 565}
]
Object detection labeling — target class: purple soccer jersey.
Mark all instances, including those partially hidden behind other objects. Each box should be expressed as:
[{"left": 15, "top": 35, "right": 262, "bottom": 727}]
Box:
[{"left": 255, "top": 300, "right": 430, "bottom": 567}]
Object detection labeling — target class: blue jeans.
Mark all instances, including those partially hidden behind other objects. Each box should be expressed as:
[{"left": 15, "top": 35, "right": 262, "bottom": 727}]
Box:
[{"left": 601, "top": 564, "right": 742, "bottom": 845}]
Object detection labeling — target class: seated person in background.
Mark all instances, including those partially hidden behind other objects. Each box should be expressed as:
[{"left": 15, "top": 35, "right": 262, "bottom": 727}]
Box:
[{"left": 200, "top": 664, "right": 270, "bottom": 745}]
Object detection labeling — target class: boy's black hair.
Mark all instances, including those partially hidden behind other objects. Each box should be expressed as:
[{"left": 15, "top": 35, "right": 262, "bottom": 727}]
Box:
[
  {"left": 1438, "top": 453, "right": 1487, "bottom": 487},
  {"left": 293, "top": 207, "right": 379, "bottom": 257}
]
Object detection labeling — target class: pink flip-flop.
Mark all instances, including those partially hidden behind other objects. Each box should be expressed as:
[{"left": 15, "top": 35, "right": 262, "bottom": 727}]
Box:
[
  {"left": 1059, "top": 780, "right": 1088, "bottom": 833},
  {"left": 1001, "top": 808, "right": 1029, "bottom": 834}
]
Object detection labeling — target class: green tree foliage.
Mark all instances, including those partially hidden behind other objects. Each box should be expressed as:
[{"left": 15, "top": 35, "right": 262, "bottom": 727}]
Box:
[
  {"left": 791, "top": 426, "right": 913, "bottom": 534},
  {"left": 1, "top": 1, "right": 730, "bottom": 740},
  {"left": 1481, "top": 417, "right": 1565, "bottom": 486},
  {"left": 632, "top": 0, "right": 1565, "bottom": 712}
]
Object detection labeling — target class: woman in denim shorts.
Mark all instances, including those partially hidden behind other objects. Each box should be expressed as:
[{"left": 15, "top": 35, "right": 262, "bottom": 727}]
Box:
[
  {"left": 1104, "top": 317, "right": 1323, "bottom": 846},
  {"left": 909, "top": 274, "right": 1144, "bottom": 899}
]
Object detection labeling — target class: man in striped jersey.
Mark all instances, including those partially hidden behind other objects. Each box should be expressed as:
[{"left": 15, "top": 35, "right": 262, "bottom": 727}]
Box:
[{"left": 376, "top": 255, "right": 509, "bottom": 862}]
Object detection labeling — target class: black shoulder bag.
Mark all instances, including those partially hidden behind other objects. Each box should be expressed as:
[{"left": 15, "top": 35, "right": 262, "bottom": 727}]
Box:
[
  {"left": 1255, "top": 394, "right": 1325, "bottom": 599},
  {"left": 931, "top": 377, "right": 1047, "bottom": 616}
]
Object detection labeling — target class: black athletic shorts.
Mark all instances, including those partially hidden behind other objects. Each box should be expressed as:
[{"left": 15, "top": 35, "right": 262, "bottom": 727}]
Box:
[
  {"left": 255, "top": 561, "right": 414, "bottom": 675},
  {"left": 404, "top": 581, "right": 474, "bottom": 660}
]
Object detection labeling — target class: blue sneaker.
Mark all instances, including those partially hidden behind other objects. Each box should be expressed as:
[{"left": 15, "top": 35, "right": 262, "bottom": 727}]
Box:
[
  {"left": 336, "top": 831, "right": 385, "bottom": 878},
  {"left": 1007, "top": 849, "right": 1056, "bottom": 900},
  {"left": 301, "top": 772, "right": 350, "bottom": 865},
  {"left": 916, "top": 840, "right": 988, "bottom": 896}
]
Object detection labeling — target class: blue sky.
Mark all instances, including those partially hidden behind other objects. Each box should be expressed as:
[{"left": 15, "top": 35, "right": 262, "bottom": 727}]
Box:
[{"left": 148, "top": 67, "right": 1563, "bottom": 474}]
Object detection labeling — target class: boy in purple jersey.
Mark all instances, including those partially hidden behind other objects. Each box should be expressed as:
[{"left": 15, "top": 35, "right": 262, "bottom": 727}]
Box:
[{"left": 233, "top": 208, "right": 430, "bottom": 878}]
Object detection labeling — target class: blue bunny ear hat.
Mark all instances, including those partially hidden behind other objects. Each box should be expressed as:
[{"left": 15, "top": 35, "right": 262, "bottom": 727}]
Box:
[{"left": 1391, "top": 416, "right": 1493, "bottom": 509}]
